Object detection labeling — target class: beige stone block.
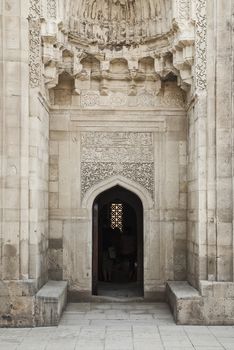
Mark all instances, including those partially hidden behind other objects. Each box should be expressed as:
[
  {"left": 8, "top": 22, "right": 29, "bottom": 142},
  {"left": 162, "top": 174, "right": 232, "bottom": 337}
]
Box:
[
  {"left": 5, "top": 16, "right": 20, "bottom": 49},
  {"left": 199, "top": 281, "right": 214, "bottom": 297},
  {"left": 49, "top": 181, "right": 58, "bottom": 193},
  {"left": 49, "top": 141, "right": 59, "bottom": 155},
  {"left": 6, "top": 127, "right": 20, "bottom": 145},
  {"left": 50, "top": 131, "right": 69, "bottom": 141},
  {"left": 217, "top": 246, "right": 233, "bottom": 281},
  {"left": 49, "top": 193, "right": 59, "bottom": 209},
  {"left": 179, "top": 193, "right": 187, "bottom": 209},
  {"left": 2, "top": 221, "right": 19, "bottom": 242},
  {"left": 3, "top": 244, "right": 19, "bottom": 280},
  {"left": 217, "top": 178, "right": 232, "bottom": 210},
  {"left": 3, "top": 189, "right": 20, "bottom": 209},
  {"left": 49, "top": 163, "right": 58, "bottom": 181},
  {"left": 5, "top": 1, "right": 20, "bottom": 15},
  {"left": 174, "top": 221, "right": 186, "bottom": 240},
  {"left": 217, "top": 222, "right": 232, "bottom": 246},
  {"left": 49, "top": 220, "right": 63, "bottom": 239}
]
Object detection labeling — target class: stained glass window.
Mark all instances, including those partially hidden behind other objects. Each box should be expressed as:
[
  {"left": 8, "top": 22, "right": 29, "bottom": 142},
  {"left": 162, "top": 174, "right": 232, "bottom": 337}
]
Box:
[{"left": 110, "top": 203, "right": 123, "bottom": 232}]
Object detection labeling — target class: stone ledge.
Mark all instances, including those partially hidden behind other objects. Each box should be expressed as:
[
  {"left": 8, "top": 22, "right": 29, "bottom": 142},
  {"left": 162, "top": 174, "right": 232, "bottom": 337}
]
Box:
[
  {"left": 35, "top": 280, "right": 67, "bottom": 326},
  {"left": 167, "top": 281, "right": 200, "bottom": 299},
  {"left": 166, "top": 281, "right": 203, "bottom": 325},
  {"left": 166, "top": 281, "right": 234, "bottom": 325}
]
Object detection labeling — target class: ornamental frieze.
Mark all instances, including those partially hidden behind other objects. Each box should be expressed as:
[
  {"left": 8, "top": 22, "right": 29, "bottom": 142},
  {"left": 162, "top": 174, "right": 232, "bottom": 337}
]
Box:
[{"left": 80, "top": 89, "right": 185, "bottom": 109}]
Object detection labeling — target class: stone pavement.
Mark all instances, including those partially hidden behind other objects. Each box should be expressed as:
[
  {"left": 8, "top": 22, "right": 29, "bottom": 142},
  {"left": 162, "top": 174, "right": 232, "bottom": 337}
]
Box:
[{"left": 0, "top": 303, "right": 234, "bottom": 350}]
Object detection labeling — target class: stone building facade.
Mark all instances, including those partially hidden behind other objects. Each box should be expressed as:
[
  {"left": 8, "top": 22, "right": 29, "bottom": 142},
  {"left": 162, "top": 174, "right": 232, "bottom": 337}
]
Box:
[{"left": 0, "top": 0, "right": 234, "bottom": 326}]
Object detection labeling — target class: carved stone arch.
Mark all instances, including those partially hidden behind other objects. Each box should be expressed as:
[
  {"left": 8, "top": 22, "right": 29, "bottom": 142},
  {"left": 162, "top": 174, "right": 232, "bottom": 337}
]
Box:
[{"left": 82, "top": 175, "right": 154, "bottom": 212}]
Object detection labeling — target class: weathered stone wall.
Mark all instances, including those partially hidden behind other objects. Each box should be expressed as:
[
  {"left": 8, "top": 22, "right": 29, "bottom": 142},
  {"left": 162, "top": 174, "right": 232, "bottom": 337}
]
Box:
[
  {"left": 0, "top": 0, "right": 34, "bottom": 327},
  {"left": 0, "top": 0, "right": 49, "bottom": 326},
  {"left": 211, "top": 0, "right": 233, "bottom": 282},
  {"left": 187, "top": 0, "right": 234, "bottom": 290}
]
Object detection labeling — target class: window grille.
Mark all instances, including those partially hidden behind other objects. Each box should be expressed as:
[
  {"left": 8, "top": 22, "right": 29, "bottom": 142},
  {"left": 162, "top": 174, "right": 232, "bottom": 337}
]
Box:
[{"left": 110, "top": 203, "right": 123, "bottom": 232}]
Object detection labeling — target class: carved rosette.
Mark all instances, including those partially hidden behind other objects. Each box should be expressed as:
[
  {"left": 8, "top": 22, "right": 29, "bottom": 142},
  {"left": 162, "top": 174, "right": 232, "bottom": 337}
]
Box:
[
  {"left": 195, "top": 0, "right": 207, "bottom": 90},
  {"left": 81, "top": 132, "right": 155, "bottom": 199},
  {"left": 29, "top": 0, "right": 41, "bottom": 88}
]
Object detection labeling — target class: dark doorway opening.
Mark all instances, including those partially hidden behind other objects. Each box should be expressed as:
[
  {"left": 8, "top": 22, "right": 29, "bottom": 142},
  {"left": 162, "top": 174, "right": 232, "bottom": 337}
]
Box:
[{"left": 92, "top": 185, "right": 144, "bottom": 298}]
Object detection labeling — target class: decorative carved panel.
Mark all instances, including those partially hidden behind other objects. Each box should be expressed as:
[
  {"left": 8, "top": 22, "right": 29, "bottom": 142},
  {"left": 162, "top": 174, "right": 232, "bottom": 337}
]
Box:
[
  {"left": 81, "top": 132, "right": 154, "bottom": 198},
  {"left": 195, "top": 0, "right": 207, "bottom": 90},
  {"left": 29, "top": 0, "right": 41, "bottom": 88},
  {"left": 176, "top": 0, "right": 190, "bottom": 21},
  {"left": 80, "top": 89, "right": 185, "bottom": 109},
  {"left": 81, "top": 162, "right": 154, "bottom": 199},
  {"left": 47, "top": 0, "right": 57, "bottom": 19},
  {"left": 80, "top": 91, "right": 100, "bottom": 108}
]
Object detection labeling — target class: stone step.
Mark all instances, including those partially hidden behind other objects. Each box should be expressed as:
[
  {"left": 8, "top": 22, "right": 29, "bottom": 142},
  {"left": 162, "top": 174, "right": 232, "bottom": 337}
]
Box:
[{"left": 35, "top": 280, "right": 67, "bottom": 326}]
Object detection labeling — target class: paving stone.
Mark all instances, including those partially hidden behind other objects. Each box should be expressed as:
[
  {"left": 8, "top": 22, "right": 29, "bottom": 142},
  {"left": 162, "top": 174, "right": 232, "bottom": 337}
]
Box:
[{"left": 0, "top": 303, "right": 233, "bottom": 350}]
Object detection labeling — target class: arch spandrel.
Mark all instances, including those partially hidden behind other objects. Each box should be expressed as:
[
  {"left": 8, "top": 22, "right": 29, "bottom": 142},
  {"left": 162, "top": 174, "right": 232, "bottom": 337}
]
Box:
[{"left": 82, "top": 175, "right": 154, "bottom": 211}]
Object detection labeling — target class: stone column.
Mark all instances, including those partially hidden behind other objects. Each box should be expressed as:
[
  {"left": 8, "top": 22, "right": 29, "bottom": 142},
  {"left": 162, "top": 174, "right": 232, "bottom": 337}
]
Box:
[
  {"left": 0, "top": 0, "right": 38, "bottom": 327},
  {"left": 0, "top": 0, "right": 30, "bottom": 281},
  {"left": 213, "top": 0, "right": 233, "bottom": 282},
  {"left": 28, "top": 0, "right": 49, "bottom": 287},
  {"left": 187, "top": 0, "right": 208, "bottom": 287}
]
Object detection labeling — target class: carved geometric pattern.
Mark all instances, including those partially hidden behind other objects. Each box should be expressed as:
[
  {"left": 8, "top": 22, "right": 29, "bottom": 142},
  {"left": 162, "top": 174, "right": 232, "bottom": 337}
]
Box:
[
  {"left": 195, "top": 0, "right": 207, "bottom": 90},
  {"left": 109, "top": 92, "right": 128, "bottom": 107},
  {"left": 81, "top": 162, "right": 154, "bottom": 199},
  {"left": 136, "top": 92, "right": 155, "bottom": 108},
  {"left": 161, "top": 89, "right": 186, "bottom": 108},
  {"left": 29, "top": 0, "right": 40, "bottom": 19},
  {"left": 81, "top": 92, "right": 100, "bottom": 108}
]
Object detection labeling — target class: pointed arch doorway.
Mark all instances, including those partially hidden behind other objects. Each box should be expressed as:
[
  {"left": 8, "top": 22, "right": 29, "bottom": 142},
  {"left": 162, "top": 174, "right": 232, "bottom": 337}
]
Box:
[{"left": 92, "top": 185, "right": 144, "bottom": 297}]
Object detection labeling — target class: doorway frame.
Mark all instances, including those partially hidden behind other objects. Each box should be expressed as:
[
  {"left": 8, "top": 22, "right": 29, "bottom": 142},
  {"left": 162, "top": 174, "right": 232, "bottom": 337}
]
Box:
[
  {"left": 82, "top": 175, "right": 154, "bottom": 296},
  {"left": 92, "top": 185, "right": 144, "bottom": 295}
]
